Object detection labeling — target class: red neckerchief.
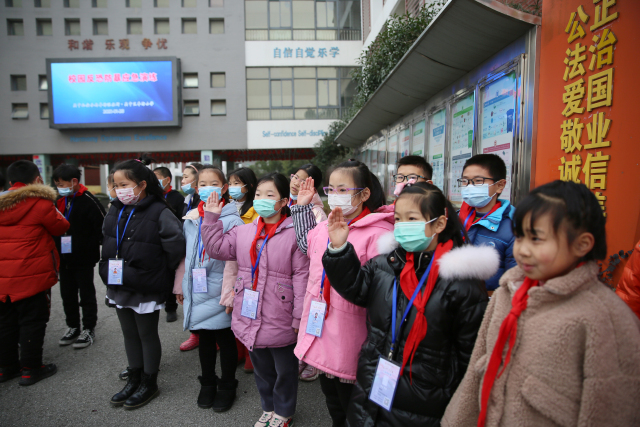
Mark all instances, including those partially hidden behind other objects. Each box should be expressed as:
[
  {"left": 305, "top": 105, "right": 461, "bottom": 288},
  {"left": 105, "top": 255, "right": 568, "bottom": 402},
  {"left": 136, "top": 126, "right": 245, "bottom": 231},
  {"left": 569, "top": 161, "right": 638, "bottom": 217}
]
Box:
[
  {"left": 197, "top": 199, "right": 224, "bottom": 218},
  {"left": 459, "top": 201, "right": 502, "bottom": 233},
  {"left": 477, "top": 262, "right": 586, "bottom": 427},
  {"left": 8, "top": 182, "right": 27, "bottom": 191},
  {"left": 323, "top": 206, "right": 371, "bottom": 318},
  {"left": 56, "top": 184, "right": 88, "bottom": 213},
  {"left": 250, "top": 214, "right": 288, "bottom": 290},
  {"left": 399, "top": 240, "right": 453, "bottom": 381},
  {"left": 163, "top": 185, "right": 172, "bottom": 194}
]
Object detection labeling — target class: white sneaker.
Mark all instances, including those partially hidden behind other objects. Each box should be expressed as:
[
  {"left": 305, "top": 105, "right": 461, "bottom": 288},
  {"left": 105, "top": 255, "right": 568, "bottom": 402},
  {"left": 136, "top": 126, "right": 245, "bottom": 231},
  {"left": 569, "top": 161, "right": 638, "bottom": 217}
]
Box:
[
  {"left": 270, "top": 414, "right": 294, "bottom": 427},
  {"left": 254, "top": 411, "right": 274, "bottom": 427}
]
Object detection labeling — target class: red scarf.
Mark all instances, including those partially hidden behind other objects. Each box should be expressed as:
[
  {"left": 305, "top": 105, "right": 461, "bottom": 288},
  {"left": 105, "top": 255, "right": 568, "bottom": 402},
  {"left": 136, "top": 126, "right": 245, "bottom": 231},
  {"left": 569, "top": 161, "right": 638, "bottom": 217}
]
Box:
[
  {"left": 163, "top": 185, "right": 172, "bottom": 194},
  {"left": 322, "top": 206, "right": 371, "bottom": 318},
  {"left": 8, "top": 182, "right": 27, "bottom": 191},
  {"left": 249, "top": 214, "right": 287, "bottom": 290},
  {"left": 197, "top": 199, "right": 224, "bottom": 218},
  {"left": 399, "top": 240, "right": 453, "bottom": 381},
  {"left": 459, "top": 201, "right": 502, "bottom": 232},
  {"left": 55, "top": 184, "right": 88, "bottom": 213}
]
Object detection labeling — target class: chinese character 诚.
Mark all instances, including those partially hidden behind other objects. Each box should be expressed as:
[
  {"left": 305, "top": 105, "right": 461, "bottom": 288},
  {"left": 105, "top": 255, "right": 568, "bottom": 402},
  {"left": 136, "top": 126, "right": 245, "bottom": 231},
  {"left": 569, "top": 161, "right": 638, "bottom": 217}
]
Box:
[
  {"left": 119, "top": 39, "right": 130, "bottom": 50},
  {"left": 106, "top": 39, "right": 115, "bottom": 50},
  {"left": 562, "top": 78, "right": 586, "bottom": 117},
  {"left": 305, "top": 47, "right": 315, "bottom": 58},
  {"left": 585, "top": 112, "right": 611, "bottom": 149},
  {"left": 560, "top": 118, "right": 584, "bottom": 153},
  {"left": 142, "top": 38, "right": 153, "bottom": 50},
  {"left": 318, "top": 48, "right": 327, "bottom": 58},
  {"left": 589, "top": 29, "right": 617, "bottom": 71},
  {"left": 82, "top": 39, "right": 93, "bottom": 50},
  {"left": 329, "top": 47, "right": 339, "bottom": 58},
  {"left": 274, "top": 48, "right": 281, "bottom": 59},
  {"left": 296, "top": 48, "right": 303, "bottom": 58},
  {"left": 68, "top": 40, "right": 79, "bottom": 50},
  {"left": 582, "top": 151, "right": 610, "bottom": 190},
  {"left": 563, "top": 43, "right": 587, "bottom": 81},
  {"left": 559, "top": 154, "right": 582, "bottom": 183},
  {"left": 157, "top": 38, "right": 167, "bottom": 49},
  {"left": 591, "top": 0, "right": 618, "bottom": 31},
  {"left": 587, "top": 68, "right": 613, "bottom": 111},
  {"left": 284, "top": 48, "right": 293, "bottom": 58},
  {"left": 564, "top": 6, "right": 590, "bottom": 43}
]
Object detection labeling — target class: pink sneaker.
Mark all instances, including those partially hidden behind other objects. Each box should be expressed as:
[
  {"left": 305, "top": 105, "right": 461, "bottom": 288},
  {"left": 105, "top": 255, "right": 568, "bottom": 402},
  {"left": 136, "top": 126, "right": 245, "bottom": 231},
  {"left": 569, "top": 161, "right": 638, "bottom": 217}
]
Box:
[
  {"left": 299, "top": 364, "right": 318, "bottom": 382},
  {"left": 179, "top": 333, "right": 199, "bottom": 351}
]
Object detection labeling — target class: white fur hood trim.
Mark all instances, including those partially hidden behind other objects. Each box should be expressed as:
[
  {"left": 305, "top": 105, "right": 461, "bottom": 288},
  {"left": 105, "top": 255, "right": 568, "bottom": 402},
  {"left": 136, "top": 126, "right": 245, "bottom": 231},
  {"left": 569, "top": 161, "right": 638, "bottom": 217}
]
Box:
[
  {"left": 438, "top": 245, "right": 500, "bottom": 281},
  {"left": 377, "top": 231, "right": 399, "bottom": 256}
]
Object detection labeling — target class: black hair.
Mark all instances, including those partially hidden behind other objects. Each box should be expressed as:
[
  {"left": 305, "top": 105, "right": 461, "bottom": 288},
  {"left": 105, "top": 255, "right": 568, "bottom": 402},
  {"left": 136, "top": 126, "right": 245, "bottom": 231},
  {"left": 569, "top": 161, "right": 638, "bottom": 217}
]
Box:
[
  {"left": 107, "top": 172, "right": 114, "bottom": 184},
  {"left": 398, "top": 182, "right": 467, "bottom": 248},
  {"left": 397, "top": 155, "right": 433, "bottom": 181},
  {"left": 199, "top": 165, "right": 230, "bottom": 204},
  {"left": 7, "top": 160, "right": 40, "bottom": 185},
  {"left": 463, "top": 154, "right": 507, "bottom": 181},
  {"left": 296, "top": 164, "right": 323, "bottom": 190},
  {"left": 112, "top": 154, "right": 170, "bottom": 209},
  {"left": 256, "top": 172, "right": 291, "bottom": 217},
  {"left": 513, "top": 180, "right": 607, "bottom": 261},
  {"left": 52, "top": 164, "right": 82, "bottom": 183},
  {"left": 153, "top": 166, "right": 172, "bottom": 180},
  {"left": 0, "top": 171, "right": 5, "bottom": 189},
  {"left": 183, "top": 162, "right": 203, "bottom": 182},
  {"left": 228, "top": 167, "right": 257, "bottom": 217},
  {"left": 333, "top": 159, "right": 386, "bottom": 212}
]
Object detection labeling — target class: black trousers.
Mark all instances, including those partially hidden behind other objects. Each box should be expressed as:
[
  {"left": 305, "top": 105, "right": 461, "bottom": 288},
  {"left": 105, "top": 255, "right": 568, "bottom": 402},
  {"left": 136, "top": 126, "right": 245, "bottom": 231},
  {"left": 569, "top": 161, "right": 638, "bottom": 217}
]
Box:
[
  {"left": 196, "top": 328, "right": 238, "bottom": 384},
  {"left": 319, "top": 374, "right": 355, "bottom": 427},
  {"left": 116, "top": 308, "right": 161, "bottom": 375},
  {"left": 59, "top": 266, "right": 97, "bottom": 330},
  {"left": 0, "top": 290, "right": 51, "bottom": 369},
  {"left": 165, "top": 270, "right": 177, "bottom": 313}
]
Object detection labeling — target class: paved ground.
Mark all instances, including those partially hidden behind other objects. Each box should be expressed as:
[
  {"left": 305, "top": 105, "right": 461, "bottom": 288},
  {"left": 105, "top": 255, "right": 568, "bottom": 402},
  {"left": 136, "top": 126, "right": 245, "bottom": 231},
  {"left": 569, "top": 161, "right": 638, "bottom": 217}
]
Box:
[{"left": 0, "top": 268, "right": 331, "bottom": 427}]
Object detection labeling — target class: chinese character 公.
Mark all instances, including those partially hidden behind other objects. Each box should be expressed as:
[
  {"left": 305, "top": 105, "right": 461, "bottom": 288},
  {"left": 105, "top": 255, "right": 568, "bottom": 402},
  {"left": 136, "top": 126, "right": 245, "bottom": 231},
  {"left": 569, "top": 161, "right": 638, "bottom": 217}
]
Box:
[{"left": 564, "top": 6, "right": 590, "bottom": 43}]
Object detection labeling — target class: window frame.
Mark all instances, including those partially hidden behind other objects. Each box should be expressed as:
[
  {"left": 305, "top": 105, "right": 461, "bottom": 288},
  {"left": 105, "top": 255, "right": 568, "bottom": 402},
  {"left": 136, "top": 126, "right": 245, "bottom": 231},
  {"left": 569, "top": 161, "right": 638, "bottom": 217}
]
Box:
[
  {"left": 182, "top": 18, "right": 197, "bottom": 34},
  {"left": 65, "top": 18, "right": 80, "bottom": 36},
  {"left": 210, "top": 99, "right": 227, "bottom": 116},
  {"left": 154, "top": 18, "right": 170, "bottom": 35},
  {"left": 209, "top": 18, "right": 224, "bottom": 34},
  {"left": 12, "top": 103, "right": 29, "bottom": 120},
  {"left": 36, "top": 18, "right": 53, "bottom": 36},
  {"left": 11, "top": 75, "right": 27, "bottom": 91},
  {"left": 38, "top": 75, "right": 48, "bottom": 91},
  {"left": 40, "top": 103, "right": 49, "bottom": 120},
  {"left": 127, "top": 18, "right": 142, "bottom": 35},
  {"left": 7, "top": 19, "right": 24, "bottom": 36},
  {"left": 183, "top": 100, "right": 200, "bottom": 116},
  {"left": 210, "top": 72, "right": 226, "bottom": 88},
  {"left": 93, "top": 18, "right": 109, "bottom": 36},
  {"left": 183, "top": 72, "right": 199, "bottom": 88}
]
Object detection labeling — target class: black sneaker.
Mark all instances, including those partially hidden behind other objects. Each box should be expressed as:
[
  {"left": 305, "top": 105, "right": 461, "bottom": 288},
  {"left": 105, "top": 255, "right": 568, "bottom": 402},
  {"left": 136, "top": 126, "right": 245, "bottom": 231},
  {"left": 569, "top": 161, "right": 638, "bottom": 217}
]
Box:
[
  {"left": 0, "top": 365, "right": 21, "bottom": 383},
  {"left": 166, "top": 311, "right": 178, "bottom": 323},
  {"left": 73, "top": 329, "right": 95, "bottom": 349},
  {"left": 59, "top": 327, "right": 80, "bottom": 346},
  {"left": 19, "top": 363, "right": 57, "bottom": 386}
]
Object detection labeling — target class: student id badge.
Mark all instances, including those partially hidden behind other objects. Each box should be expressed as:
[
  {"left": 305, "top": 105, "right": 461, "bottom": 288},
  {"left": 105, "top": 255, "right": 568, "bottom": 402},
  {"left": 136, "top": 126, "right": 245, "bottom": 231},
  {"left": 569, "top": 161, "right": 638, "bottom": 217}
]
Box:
[
  {"left": 108, "top": 259, "right": 124, "bottom": 285},
  {"left": 61, "top": 236, "right": 72, "bottom": 254},
  {"left": 369, "top": 357, "right": 402, "bottom": 411},
  {"left": 305, "top": 300, "right": 327, "bottom": 337},
  {"left": 192, "top": 268, "right": 208, "bottom": 293},
  {"left": 241, "top": 289, "right": 260, "bottom": 319}
]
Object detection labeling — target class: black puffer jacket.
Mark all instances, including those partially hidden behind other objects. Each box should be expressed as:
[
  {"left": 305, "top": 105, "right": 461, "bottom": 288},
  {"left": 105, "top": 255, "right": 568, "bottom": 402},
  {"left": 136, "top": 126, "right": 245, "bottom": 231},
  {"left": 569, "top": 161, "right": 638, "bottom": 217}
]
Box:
[{"left": 322, "top": 240, "right": 499, "bottom": 427}]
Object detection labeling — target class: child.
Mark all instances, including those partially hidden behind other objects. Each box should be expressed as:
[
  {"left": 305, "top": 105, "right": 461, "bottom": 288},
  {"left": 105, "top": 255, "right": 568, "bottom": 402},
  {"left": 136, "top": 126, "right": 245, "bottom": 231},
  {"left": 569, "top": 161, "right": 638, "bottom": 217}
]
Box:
[
  {"left": 616, "top": 238, "right": 640, "bottom": 319},
  {"left": 457, "top": 154, "right": 516, "bottom": 292},
  {"left": 393, "top": 155, "right": 434, "bottom": 192},
  {"left": 100, "top": 155, "right": 185, "bottom": 410},
  {"left": 107, "top": 173, "right": 117, "bottom": 203},
  {"left": 173, "top": 165, "right": 244, "bottom": 411},
  {"left": 201, "top": 173, "right": 309, "bottom": 427},
  {"left": 181, "top": 162, "right": 203, "bottom": 218},
  {"left": 321, "top": 182, "right": 495, "bottom": 426},
  {"left": 289, "top": 164, "right": 327, "bottom": 223},
  {"left": 0, "top": 160, "right": 70, "bottom": 386},
  {"left": 154, "top": 166, "right": 185, "bottom": 220},
  {"left": 290, "top": 159, "right": 393, "bottom": 424},
  {"left": 53, "top": 164, "right": 106, "bottom": 349},
  {"left": 442, "top": 180, "right": 640, "bottom": 427}
]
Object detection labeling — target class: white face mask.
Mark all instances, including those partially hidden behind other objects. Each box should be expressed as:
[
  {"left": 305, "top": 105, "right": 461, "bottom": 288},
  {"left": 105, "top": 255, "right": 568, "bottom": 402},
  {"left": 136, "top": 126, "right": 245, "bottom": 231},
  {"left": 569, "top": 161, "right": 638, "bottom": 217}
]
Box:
[
  {"left": 328, "top": 191, "right": 362, "bottom": 216},
  {"left": 115, "top": 185, "right": 140, "bottom": 205}
]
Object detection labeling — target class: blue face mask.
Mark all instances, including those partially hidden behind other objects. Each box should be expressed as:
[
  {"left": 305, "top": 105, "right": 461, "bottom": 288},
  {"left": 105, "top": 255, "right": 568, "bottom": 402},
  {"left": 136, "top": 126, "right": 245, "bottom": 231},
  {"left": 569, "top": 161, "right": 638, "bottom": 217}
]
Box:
[
  {"left": 253, "top": 198, "right": 282, "bottom": 218},
  {"left": 461, "top": 183, "right": 497, "bottom": 208},
  {"left": 158, "top": 179, "right": 168, "bottom": 190},
  {"left": 393, "top": 218, "right": 438, "bottom": 252},
  {"left": 108, "top": 195, "right": 117, "bottom": 202},
  {"left": 58, "top": 186, "right": 74, "bottom": 197},
  {"left": 228, "top": 185, "right": 246, "bottom": 200},
  {"left": 198, "top": 186, "right": 222, "bottom": 203},
  {"left": 181, "top": 181, "right": 196, "bottom": 195}
]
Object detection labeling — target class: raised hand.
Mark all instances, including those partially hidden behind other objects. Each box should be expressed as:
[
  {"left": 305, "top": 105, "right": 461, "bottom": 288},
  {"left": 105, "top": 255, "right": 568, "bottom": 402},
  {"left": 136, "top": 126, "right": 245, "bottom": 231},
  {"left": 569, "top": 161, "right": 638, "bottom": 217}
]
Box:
[
  {"left": 327, "top": 207, "right": 349, "bottom": 249},
  {"left": 297, "top": 178, "right": 315, "bottom": 206},
  {"left": 204, "top": 191, "right": 223, "bottom": 214}
]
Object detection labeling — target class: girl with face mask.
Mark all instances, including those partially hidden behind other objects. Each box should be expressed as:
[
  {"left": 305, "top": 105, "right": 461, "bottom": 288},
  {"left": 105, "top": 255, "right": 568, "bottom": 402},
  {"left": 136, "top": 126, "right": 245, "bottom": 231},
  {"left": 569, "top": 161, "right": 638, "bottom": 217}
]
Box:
[
  {"left": 321, "top": 182, "right": 498, "bottom": 427},
  {"left": 99, "top": 155, "right": 186, "bottom": 411},
  {"left": 200, "top": 172, "right": 309, "bottom": 427},
  {"left": 227, "top": 167, "right": 259, "bottom": 225},
  {"left": 289, "top": 159, "right": 393, "bottom": 425},
  {"left": 181, "top": 163, "right": 203, "bottom": 219}
]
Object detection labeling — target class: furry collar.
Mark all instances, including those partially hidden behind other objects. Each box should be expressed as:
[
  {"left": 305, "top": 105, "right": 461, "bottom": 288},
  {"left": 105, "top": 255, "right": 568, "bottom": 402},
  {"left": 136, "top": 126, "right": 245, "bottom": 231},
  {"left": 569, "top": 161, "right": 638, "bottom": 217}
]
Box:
[
  {"left": 0, "top": 184, "right": 57, "bottom": 211},
  {"left": 500, "top": 261, "right": 600, "bottom": 296},
  {"left": 377, "top": 231, "right": 500, "bottom": 281}
]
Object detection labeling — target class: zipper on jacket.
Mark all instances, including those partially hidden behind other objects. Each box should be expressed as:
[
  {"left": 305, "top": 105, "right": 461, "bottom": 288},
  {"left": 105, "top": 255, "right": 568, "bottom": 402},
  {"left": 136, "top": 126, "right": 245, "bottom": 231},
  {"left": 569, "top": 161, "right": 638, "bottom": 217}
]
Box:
[{"left": 51, "top": 250, "right": 58, "bottom": 274}]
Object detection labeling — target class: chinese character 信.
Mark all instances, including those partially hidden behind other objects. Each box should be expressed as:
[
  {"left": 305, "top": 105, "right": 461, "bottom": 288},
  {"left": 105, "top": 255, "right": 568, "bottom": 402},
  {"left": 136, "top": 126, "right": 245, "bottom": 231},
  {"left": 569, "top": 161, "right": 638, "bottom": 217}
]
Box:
[
  {"left": 563, "top": 43, "right": 587, "bottom": 81},
  {"left": 589, "top": 29, "right": 617, "bottom": 71},
  {"left": 562, "top": 78, "right": 586, "bottom": 117},
  {"left": 305, "top": 47, "right": 315, "bottom": 58},
  {"left": 585, "top": 112, "right": 611, "bottom": 149},
  {"left": 559, "top": 155, "right": 582, "bottom": 183},
  {"left": 68, "top": 40, "right": 79, "bottom": 51},
  {"left": 284, "top": 47, "right": 293, "bottom": 58},
  {"left": 560, "top": 118, "right": 584, "bottom": 153},
  {"left": 318, "top": 48, "right": 327, "bottom": 58},
  {"left": 119, "top": 39, "right": 130, "bottom": 50},
  {"left": 591, "top": 0, "right": 618, "bottom": 31},
  {"left": 582, "top": 151, "right": 610, "bottom": 190},
  {"left": 564, "top": 6, "right": 590, "bottom": 44},
  {"left": 595, "top": 191, "right": 607, "bottom": 216},
  {"left": 82, "top": 39, "right": 93, "bottom": 50},
  {"left": 296, "top": 47, "right": 303, "bottom": 58},
  {"left": 329, "top": 47, "right": 339, "bottom": 58},
  {"left": 142, "top": 38, "right": 153, "bottom": 50},
  {"left": 106, "top": 39, "right": 115, "bottom": 50},
  {"left": 274, "top": 48, "right": 281, "bottom": 59},
  {"left": 157, "top": 38, "right": 167, "bottom": 49},
  {"left": 587, "top": 68, "right": 613, "bottom": 112}
]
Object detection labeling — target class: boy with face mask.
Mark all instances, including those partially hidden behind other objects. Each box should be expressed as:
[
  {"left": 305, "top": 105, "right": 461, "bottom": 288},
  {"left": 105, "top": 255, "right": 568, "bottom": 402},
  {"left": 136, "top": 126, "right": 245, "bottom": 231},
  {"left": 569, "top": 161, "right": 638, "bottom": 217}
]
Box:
[{"left": 457, "top": 154, "right": 516, "bottom": 292}]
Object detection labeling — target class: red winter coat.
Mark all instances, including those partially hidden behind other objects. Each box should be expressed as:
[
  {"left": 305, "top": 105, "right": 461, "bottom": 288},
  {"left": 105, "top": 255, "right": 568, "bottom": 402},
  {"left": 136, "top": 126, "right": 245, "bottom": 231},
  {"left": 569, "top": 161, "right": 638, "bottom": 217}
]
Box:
[
  {"left": 0, "top": 184, "right": 70, "bottom": 302},
  {"left": 617, "top": 240, "right": 640, "bottom": 319}
]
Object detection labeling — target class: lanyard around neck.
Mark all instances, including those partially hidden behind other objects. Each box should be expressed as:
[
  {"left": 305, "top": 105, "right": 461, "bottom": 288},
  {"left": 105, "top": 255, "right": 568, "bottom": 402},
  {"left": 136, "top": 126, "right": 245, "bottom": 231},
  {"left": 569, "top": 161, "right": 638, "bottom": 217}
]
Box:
[
  {"left": 64, "top": 193, "right": 77, "bottom": 221},
  {"left": 116, "top": 206, "right": 135, "bottom": 259}
]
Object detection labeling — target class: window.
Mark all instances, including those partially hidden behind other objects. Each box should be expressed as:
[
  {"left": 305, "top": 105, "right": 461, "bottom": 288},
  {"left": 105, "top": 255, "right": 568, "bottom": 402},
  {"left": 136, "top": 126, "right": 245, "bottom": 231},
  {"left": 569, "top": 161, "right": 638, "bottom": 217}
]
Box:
[
  {"left": 35, "top": 0, "right": 51, "bottom": 7},
  {"left": 12, "top": 103, "right": 28, "bottom": 120},
  {"left": 209, "top": 18, "right": 224, "bottom": 34},
  {"left": 127, "top": 18, "right": 142, "bottom": 35},
  {"left": 154, "top": 18, "right": 169, "bottom": 34},
  {"left": 210, "top": 72, "right": 225, "bottom": 88},
  {"left": 184, "top": 100, "right": 199, "bottom": 116},
  {"left": 39, "top": 75, "right": 48, "bottom": 91},
  {"left": 182, "top": 18, "right": 197, "bottom": 34},
  {"left": 182, "top": 0, "right": 197, "bottom": 6},
  {"left": 64, "top": 0, "right": 80, "bottom": 7},
  {"left": 183, "top": 73, "right": 198, "bottom": 88},
  {"left": 246, "top": 67, "right": 356, "bottom": 120},
  {"left": 7, "top": 19, "right": 24, "bottom": 36},
  {"left": 211, "top": 100, "right": 226, "bottom": 116},
  {"left": 126, "top": 0, "right": 141, "bottom": 6},
  {"left": 154, "top": 0, "right": 169, "bottom": 7},
  {"left": 65, "top": 19, "right": 80, "bottom": 36},
  {"left": 93, "top": 19, "right": 108, "bottom": 35},
  {"left": 92, "top": 0, "right": 107, "bottom": 7},
  {"left": 11, "top": 75, "right": 27, "bottom": 91},
  {"left": 210, "top": 0, "right": 223, "bottom": 6},
  {"left": 40, "top": 103, "right": 49, "bottom": 120},
  {"left": 6, "top": 0, "right": 22, "bottom": 6},
  {"left": 36, "top": 18, "right": 52, "bottom": 36}
]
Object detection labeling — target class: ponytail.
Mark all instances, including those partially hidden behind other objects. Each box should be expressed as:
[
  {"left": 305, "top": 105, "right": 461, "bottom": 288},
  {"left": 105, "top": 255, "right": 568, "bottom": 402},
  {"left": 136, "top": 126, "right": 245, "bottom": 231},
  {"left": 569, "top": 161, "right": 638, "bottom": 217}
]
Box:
[{"left": 333, "top": 159, "right": 386, "bottom": 212}]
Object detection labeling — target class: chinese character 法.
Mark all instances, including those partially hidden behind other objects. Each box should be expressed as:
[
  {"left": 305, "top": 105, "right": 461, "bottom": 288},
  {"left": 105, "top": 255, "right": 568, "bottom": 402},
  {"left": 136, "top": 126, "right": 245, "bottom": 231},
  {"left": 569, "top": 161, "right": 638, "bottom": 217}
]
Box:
[
  {"left": 587, "top": 68, "right": 613, "bottom": 111},
  {"left": 561, "top": 118, "right": 584, "bottom": 153},
  {"left": 563, "top": 43, "right": 587, "bottom": 81},
  {"left": 562, "top": 78, "right": 586, "bottom": 117},
  {"left": 582, "top": 151, "right": 610, "bottom": 190},
  {"left": 585, "top": 112, "right": 611, "bottom": 149}
]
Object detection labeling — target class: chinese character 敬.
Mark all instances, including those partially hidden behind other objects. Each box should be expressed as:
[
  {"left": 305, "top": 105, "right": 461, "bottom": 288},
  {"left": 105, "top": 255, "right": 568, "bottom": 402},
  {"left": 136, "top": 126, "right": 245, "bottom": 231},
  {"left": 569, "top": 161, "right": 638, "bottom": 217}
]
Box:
[{"left": 561, "top": 118, "right": 584, "bottom": 153}]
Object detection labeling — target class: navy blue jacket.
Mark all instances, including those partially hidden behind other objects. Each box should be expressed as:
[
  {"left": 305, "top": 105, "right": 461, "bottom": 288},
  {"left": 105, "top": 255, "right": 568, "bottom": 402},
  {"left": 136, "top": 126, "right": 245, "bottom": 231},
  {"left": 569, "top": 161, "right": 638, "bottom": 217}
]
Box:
[{"left": 462, "top": 199, "right": 517, "bottom": 291}]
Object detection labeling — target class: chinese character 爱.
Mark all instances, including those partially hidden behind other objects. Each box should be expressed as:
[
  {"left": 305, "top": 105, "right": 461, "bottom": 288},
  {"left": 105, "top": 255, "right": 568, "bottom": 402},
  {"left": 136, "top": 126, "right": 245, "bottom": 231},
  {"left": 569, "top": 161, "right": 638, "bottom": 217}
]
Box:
[
  {"left": 274, "top": 48, "right": 281, "bottom": 59},
  {"left": 587, "top": 68, "right": 613, "bottom": 111},
  {"left": 157, "top": 38, "right": 167, "bottom": 49},
  {"left": 582, "top": 151, "right": 610, "bottom": 190},
  {"left": 106, "top": 39, "right": 115, "bottom": 50},
  {"left": 82, "top": 39, "right": 93, "bottom": 50},
  {"left": 68, "top": 40, "right": 79, "bottom": 50},
  {"left": 563, "top": 43, "right": 587, "bottom": 81},
  {"left": 559, "top": 155, "right": 582, "bottom": 183},
  {"left": 561, "top": 118, "right": 584, "bottom": 153},
  {"left": 296, "top": 48, "right": 303, "bottom": 58},
  {"left": 318, "top": 48, "right": 327, "bottom": 58},
  {"left": 564, "top": 6, "right": 590, "bottom": 43},
  {"left": 119, "top": 39, "right": 130, "bottom": 50},
  {"left": 591, "top": 0, "right": 618, "bottom": 31},
  {"left": 305, "top": 47, "right": 315, "bottom": 58},
  {"left": 589, "top": 29, "right": 617, "bottom": 71},
  {"left": 142, "top": 38, "right": 153, "bottom": 50},
  {"left": 562, "top": 78, "right": 586, "bottom": 117},
  {"left": 585, "top": 112, "right": 611, "bottom": 149},
  {"left": 284, "top": 48, "right": 292, "bottom": 58},
  {"left": 329, "top": 47, "right": 339, "bottom": 58}
]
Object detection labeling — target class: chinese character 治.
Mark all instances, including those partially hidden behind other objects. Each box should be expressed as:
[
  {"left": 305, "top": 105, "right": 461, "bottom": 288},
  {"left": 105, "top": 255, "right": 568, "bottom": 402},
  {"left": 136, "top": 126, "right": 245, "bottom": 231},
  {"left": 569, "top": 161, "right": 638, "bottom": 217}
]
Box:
[
  {"left": 562, "top": 78, "right": 586, "bottom": 117},
  {"left": 142, "top": 38, "right": 153, "bottom": 50},
  {"left": 82, "top": 39, "right": 93, "bottom": 50},
  {"left": 305, "top": 47, "right": 315, "bottom": 58},
  {"left": 559, "top": 155, "right": 582, "bottom": 183},
  {"left": 582, "top": 151, "right": 610, "bottom": 190},
  {"left": 284, "top": 48, "right": 293, "bottom": 58},
  {"left": 329, "top": 47, "right": 339, "bottom": 58},
  {"left": 68, "top": 40, "right": 79, "bottom": 50},
  {"left": 585, "top": 112, "right": 611, "bottom": 149},
  {"left": 589, "top": 29, "right": 617, "bottom": 71},
  {"left": 106, "top": 39, "right": 115, "bottom": 50},
  {"left": 564, "top": 6, "right": 590, "bottom": 43},
  {"left": 157, "top": 38, "right": 167, "bottom": 49},
  {"left": 561, "top": 118, "right": 584, "bottom": 153},
  {"left": 318, "top": 48, "right": 327, "bottom": 58},
  {"left": 119, "top": 39, "right": 130, "bottom": 50},
  {"left": 563, "top": 43, "right": 587, "bottom": 81},
  {"left": 587, "top": 68, "right": 613, "bottom": 111},
  {"left": 296, "top": 48, "right": 303, "bottom": 58},
  {"left": 591, "top": 0, "right": 618, "bottom": 31},
  {"left": 274, "top": 48, "right": 281, "bottom": 59}
]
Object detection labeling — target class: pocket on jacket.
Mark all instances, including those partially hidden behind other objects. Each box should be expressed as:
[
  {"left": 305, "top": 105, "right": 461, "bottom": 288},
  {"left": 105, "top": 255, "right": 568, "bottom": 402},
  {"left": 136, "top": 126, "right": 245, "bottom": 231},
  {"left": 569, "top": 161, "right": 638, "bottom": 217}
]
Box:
[
  {"left": 521, "top": 374, "right": 579, "bottom": 427},
  {"left": 275, "top": 282, "right": 294, "bottom": 304}
]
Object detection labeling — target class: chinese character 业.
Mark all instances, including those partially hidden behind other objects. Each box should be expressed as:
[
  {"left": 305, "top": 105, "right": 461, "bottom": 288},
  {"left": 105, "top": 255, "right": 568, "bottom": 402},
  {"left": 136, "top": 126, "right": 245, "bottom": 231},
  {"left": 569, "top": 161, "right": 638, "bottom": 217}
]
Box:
[
  {"left": 563, "top": 43, "right": 587, "bottom": 81},
  {"left": 582, "top": 151, "right": 610, "bottom": 190},
  {"left": 585, "top": 112, "right": 611, "bottom": 149},
  {"left": 142, "top": 38, "right": 153, "bottom": 50},
  {"left": 562, "top": 78, "right": 585, "bottom": 117},
  {"left": 318, "top": 48, "right": 327, "bottom": 58},
  {"left": 82, "top": 39, "right": 93, "bottom": 50},
  {"left": 119, "top": 39, "right": 130, "bottom": 50},
  {"left": 157, "top": 38, "right": 167, "bottom": 49},
  {"left": 68, "top": 40, "right": 79, "bottom": 50},
  {"left": 106, "top": 39, "right": 115, "bottom": 50},
  {"left": 305, "top": 47, "right": 315, "bottom": 58},
  {"left": 329, "top": 47, "right": 339, "bottom": 58},
  {"left": 587, "top": 68, "right": 613, "bottom": 111},
  {"left": 564, "top": 6, "right": 590, "bottom": 43},
  {"left": 591, "top": 0, "right": 618, "bottom": 31},
  {"left": 284, "top": 48, "right": 293, "bottom": 58},
  {"left": 589, "top": 29, "right": 617, "bottom": 71},
  {"left": 560, "top": 118, "right": 584, "bottom": 153},
  {"left": 296, "top": 48, "right": 303, "bottom": 58},
  {"left": 274, "top": 48, "right": 281, "bottom": 59},
  {"left": 559, "top": 155, "right": 582, "bottom": 183}
]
